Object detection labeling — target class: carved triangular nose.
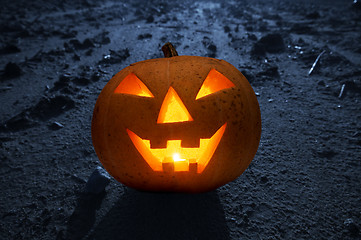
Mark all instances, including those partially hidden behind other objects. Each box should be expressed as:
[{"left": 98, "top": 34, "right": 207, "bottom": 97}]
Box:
[{"left": 157, "top": 87, "right": 193, "bottom": 124}]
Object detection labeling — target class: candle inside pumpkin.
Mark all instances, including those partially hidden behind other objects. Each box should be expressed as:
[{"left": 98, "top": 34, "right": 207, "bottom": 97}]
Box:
[
  {"left": 162, "top": 154, "right": 190, "bottom": 172},
  {"left": 172, "top": 153, "right": 189, "bottom": 171}
]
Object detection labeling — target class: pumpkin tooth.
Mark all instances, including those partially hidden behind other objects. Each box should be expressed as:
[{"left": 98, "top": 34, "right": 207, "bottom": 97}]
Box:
[
  {"left": 150, "top": 139, "right": 167, "bottom": 149},
  {"left": 180, "top": 138, "right": 200, "bottom": 148}
]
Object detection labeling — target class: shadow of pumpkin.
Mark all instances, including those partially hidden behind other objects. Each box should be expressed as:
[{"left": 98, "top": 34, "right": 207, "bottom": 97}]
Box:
[{"left": 86, "top": 189, "right": 230, "bottom": 240}]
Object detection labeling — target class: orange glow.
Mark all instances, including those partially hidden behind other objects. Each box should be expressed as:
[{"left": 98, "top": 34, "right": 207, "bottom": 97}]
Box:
[
  {"left": 114, "top": 73, "right": 154, "bottom": 97},
  {"left": 196, "top": 69, "right": 235, "bottom": 100},
  {"left": 157, "top": 87, "right": 193, "bottom": 124},
  {"left": 126, "top": 123, "right": 227, "bottom": 173}
]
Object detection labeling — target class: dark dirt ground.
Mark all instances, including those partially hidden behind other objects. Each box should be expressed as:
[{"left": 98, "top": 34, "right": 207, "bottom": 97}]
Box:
[{"left": 1, "top": 0, "right": 361, "bottom": 239}]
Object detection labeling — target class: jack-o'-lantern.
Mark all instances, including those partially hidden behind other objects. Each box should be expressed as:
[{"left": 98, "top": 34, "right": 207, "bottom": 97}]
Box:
[{"left": 91, "top": 43, "right": 261, "bottom": 193}]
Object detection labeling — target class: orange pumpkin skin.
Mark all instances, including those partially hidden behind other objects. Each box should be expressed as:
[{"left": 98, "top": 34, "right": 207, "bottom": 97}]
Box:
[{"left": 91, "top": 56, "right": 261, "bottom": 193}]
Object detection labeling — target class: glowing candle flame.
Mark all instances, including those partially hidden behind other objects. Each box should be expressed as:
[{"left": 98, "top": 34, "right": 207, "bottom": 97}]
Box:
[{"left": 173, "top": 153, "right": 182, "bottom": 162}]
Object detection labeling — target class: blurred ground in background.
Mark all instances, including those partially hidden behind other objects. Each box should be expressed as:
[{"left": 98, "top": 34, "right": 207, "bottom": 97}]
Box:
[{"left": 0, "top": 0, "right": 360, "bottom": 239}]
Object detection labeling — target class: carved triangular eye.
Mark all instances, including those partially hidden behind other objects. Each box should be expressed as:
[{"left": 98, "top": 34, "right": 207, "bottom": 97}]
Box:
[
  {"left": 114, "top": 73, "right": 154, "bottom": 98},
  {"left": 195, "top": 69, "right": 235, "bottom": 100}
]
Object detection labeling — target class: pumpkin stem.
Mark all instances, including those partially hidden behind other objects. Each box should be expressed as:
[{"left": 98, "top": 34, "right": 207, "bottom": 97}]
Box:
[{"left": 162, "top": 42, "right": 178, "bottom": 57}]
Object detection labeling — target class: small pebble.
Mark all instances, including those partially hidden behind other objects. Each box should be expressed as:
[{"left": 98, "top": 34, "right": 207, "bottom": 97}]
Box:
[
  {"left": 344, "top": 218, "right": 359, "bottom": 235},
  {"left": 2, "top": 62, "right": 22, "bottom": 78},
  {"left": 84, "top": 166, "right": 111, "bottom": 194}
]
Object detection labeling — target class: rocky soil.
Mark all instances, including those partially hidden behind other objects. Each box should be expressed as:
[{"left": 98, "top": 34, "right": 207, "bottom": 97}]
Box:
[{"left": 1, "top": 0, "right": 360, "bottom": 239}]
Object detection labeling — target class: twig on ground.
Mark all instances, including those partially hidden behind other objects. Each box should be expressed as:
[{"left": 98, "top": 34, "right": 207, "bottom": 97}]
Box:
[
  {"left": 0, "top": 87, "right": 13, "bottom": 91},
  {"left": 338, "top": 83, "right": 345, "bottom": 98},
  {"left": 308, "top": 50, "right": 326, "bottom": 75}
]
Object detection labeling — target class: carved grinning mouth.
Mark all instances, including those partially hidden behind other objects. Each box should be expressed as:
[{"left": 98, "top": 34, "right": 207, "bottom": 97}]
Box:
[{"left": 127, "top": 123, "right": 227, "bottom": 173}]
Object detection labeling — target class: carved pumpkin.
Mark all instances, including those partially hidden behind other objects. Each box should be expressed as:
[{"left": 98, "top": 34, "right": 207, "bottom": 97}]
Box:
[{"left": 92, "top": 43, "right": 261, "bottom": 193}]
